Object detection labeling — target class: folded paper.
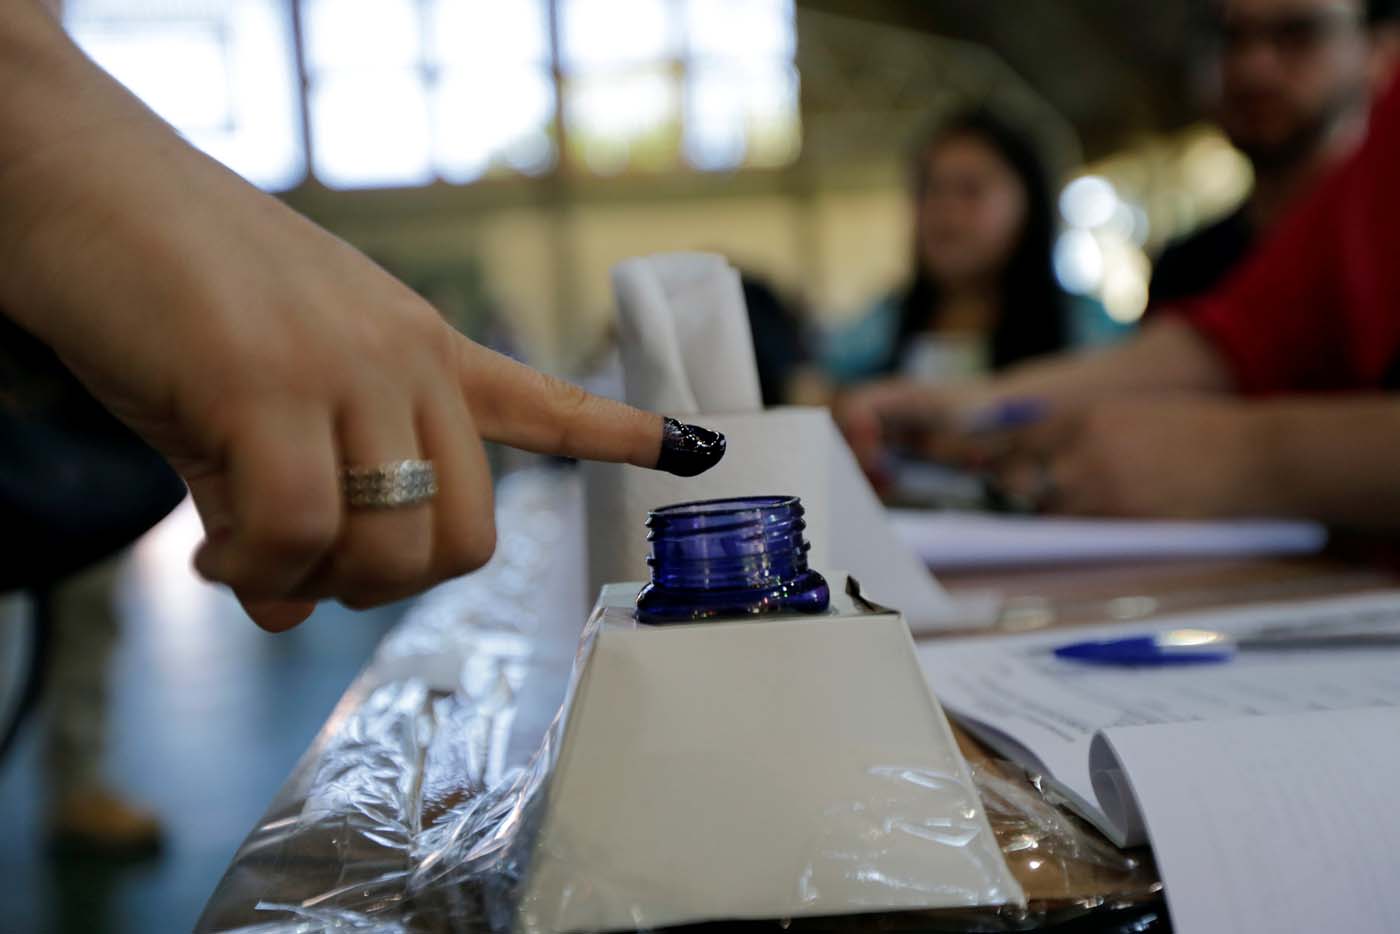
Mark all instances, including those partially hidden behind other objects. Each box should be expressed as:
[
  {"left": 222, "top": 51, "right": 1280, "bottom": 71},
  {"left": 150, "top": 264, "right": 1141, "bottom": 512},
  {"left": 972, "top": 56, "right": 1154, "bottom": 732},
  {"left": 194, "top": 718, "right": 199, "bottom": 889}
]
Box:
[{"left": 612, "top": 252, "right": 763, "bottom": 416}]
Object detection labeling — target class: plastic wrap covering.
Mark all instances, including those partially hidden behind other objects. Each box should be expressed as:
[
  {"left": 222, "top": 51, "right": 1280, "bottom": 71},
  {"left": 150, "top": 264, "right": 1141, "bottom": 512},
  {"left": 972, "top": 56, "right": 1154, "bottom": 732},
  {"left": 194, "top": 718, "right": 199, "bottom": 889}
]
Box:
[
  {"left": 516, "top": 590, "right": 1025, "bottom": 931},
  {"left": 198, "top": 469, "right": 1165, "bottom": 934}
]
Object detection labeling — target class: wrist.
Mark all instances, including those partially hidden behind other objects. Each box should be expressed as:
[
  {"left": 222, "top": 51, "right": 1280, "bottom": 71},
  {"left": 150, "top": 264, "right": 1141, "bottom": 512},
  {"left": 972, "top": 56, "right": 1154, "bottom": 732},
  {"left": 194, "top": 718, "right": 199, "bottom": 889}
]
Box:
[
  {"left": 0, "top": 2, "right": 180, "bottom": 309},
  {"left": 0, "top": 74, "right": 193, "bottom": 349}
]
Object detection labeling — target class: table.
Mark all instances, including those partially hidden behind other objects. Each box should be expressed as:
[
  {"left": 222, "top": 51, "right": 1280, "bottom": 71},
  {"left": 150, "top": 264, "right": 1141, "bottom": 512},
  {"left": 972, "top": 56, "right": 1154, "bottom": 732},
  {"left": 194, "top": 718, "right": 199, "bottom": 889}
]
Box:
[{"left": 196, "top": 469, "right": 1400, "bottom": 933}]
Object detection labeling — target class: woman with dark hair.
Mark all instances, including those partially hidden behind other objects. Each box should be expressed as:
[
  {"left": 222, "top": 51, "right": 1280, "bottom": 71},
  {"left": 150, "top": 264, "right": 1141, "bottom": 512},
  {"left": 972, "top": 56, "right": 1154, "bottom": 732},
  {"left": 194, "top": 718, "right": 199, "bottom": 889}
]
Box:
[{"left": 824, "top": 109, "right": 1121, "bottom": 385}]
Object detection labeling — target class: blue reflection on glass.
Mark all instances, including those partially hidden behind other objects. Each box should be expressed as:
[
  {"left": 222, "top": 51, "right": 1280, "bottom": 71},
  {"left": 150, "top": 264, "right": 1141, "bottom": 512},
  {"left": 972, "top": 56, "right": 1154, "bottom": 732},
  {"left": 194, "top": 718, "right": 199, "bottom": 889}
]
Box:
[{"left": 635, "top": 496, "right": 830, "bottom": 624}]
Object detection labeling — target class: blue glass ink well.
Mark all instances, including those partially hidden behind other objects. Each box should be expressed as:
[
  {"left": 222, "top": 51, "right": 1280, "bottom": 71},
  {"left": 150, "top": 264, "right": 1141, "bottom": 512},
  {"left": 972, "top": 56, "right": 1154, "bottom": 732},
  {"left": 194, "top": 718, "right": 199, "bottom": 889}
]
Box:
[{"left": 635, "top": 496, "right": 831, "bottom": 624}]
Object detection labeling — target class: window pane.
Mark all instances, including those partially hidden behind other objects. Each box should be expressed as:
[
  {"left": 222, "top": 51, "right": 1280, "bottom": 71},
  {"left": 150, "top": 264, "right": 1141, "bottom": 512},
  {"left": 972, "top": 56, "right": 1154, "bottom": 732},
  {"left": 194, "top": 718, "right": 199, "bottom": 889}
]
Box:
[
  {"left": 564, "top": 68, "right": 680, "bottom": 174},
  {"left": 682, "top": 0, "right": 794, "bottom": 62},
  {"left": 431, "top": 0, "right": 549, "bottom": 68},
  {"left": 435, "top": 66, "right": 557, "bottom": 183},
  {"left": 310, "top": 72, "right": 434, "bottom": 188},
  {"left": 559, "top": 0, "right": 677, "bottom": 71},
  {"left": 77, "top": 22, "right": 230, "bottom": 130},
  {"left": 66, "top": 0, "right": 305, "bottom": 191},
  {"left": 684, "top": 59, "right": 800, "bottom": 171},
  {"left": 302, "top": 0, "right": 420, "bottom": 72}
]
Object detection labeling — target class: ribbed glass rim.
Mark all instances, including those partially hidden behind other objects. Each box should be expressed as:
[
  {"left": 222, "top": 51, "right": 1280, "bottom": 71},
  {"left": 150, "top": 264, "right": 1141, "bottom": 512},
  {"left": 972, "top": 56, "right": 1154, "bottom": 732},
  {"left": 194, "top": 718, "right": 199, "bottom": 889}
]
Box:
[
  {"left": 646, "top": 495, "right": 800, "bottom": 531},
  {"left": 637, "top": 494, "right": 829, "bottom": 622}
]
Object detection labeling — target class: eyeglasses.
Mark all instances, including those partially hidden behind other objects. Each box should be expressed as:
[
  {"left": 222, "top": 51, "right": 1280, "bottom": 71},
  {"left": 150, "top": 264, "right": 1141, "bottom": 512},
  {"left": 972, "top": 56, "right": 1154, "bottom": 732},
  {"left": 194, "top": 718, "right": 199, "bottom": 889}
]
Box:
[{"left": 1217, "top": 6, "right": 1363, "bottom": 58}]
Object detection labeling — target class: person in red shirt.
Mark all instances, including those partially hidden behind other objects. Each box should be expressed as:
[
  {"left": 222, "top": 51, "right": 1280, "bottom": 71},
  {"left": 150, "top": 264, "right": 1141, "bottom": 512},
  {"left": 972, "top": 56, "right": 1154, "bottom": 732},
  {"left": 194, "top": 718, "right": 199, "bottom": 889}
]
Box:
[
  {"left": 839, "top": 75, "right": 1400, "bottom": 528},
  {"left": 1150, "top": 0, "right": 1399, "bottom": 310}
]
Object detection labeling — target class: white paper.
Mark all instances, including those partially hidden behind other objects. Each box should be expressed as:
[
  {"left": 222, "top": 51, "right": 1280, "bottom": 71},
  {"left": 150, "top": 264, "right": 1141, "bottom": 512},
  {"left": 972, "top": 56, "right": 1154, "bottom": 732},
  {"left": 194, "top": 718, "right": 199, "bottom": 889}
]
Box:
[
  {"left": 917, "top": 591, "right": 1400, "bottom": 844},
  {"left": 891, "top": 510, "right": 1328, "bottom": 570},
  {"left": 1090, "top": 709, "right": 1400, "bottom": 934},
  {"left": 612, "top": 252, "right": 763, "bottom": 415},
  {"left": 520, "top": 590, "right": 1024, "bottom": 933},
  {"left": 584, "top": 408, "right": 979, "bottom": 633}
]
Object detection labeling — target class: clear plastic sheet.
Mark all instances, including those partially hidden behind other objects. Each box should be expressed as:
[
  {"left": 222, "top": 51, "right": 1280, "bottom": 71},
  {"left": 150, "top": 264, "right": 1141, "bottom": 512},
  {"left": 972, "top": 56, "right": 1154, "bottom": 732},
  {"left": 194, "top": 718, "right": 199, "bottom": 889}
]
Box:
[
  {"left": 516, "top": 588, "right": 1024, "bottom": 932},
  {"left": 197, "top": 469, "right": 1165, "bottom": 934}
]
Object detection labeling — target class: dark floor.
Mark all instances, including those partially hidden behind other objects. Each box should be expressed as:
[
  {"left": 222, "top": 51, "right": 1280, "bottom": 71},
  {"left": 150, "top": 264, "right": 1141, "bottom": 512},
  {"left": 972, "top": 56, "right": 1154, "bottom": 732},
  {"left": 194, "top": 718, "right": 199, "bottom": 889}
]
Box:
[{"left": 0, "top": 502, "right": 405, "bottom": 934}]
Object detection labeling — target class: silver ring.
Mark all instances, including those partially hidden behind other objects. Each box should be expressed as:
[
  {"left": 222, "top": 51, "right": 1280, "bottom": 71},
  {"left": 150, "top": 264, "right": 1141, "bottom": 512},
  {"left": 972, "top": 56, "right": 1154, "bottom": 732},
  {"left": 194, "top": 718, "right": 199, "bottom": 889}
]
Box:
[{"left": 342, "top": 459, "right": 438, "bottom": 509}]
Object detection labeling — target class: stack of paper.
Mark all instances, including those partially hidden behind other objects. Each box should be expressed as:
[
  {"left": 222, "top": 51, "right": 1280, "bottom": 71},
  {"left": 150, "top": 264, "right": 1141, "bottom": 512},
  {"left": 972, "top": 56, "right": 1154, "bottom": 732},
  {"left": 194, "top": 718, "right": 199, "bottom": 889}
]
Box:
[{"left": 918, "top": 591, "right": 1400, "bottom": 934}]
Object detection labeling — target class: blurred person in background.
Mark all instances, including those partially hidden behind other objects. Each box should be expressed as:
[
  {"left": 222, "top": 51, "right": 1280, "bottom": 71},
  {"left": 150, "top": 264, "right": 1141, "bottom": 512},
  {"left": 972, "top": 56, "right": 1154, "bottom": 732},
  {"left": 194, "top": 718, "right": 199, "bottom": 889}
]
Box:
[
  {"left": 838, "top": 72, "right": 1400, "bottom": 529},
  {"left": 741, "top": 273, "right": 810, "bottom": 407},
  {"left": 1150, "top": 0, "right": 1400, "bottom": 305},
  {"left": 822, "top": 109, "right": 1122, "bottom": 388},
  {"left": 38, "top": 555, "right": 163, "bottom": 855},
  {"left": 2, "top": 311, "right": 182, "bottom": 855}
]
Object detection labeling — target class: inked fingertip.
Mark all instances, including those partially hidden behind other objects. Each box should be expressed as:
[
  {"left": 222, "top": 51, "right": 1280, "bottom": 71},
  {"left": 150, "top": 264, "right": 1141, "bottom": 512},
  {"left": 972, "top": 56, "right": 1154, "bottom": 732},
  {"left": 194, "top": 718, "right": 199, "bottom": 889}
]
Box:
[{"left": 655, "top": 417, "right": 727, "bottom": 477}]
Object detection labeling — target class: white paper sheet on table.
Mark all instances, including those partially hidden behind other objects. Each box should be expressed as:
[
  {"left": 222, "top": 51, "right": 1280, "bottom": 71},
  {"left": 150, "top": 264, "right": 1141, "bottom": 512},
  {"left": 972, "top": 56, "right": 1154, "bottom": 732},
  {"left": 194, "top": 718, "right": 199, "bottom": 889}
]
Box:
[
  {"left": 890, "top": 509, "right": 1328, "bottom": 570},
  {"left": 1092, "top": 709, "right": 1400, "bottom": 934},
  {"left": 917, "top": 590, "right": 1400, "bottom": 845},
  {"left": 917, "top": 591, "right": 1400, "bottom": 934}
]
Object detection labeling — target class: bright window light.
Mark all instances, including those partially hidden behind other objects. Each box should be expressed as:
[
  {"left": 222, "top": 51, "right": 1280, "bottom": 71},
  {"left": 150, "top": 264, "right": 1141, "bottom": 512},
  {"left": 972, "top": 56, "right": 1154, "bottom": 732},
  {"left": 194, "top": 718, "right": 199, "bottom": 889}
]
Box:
[
  {"left": 685, "top": 66, "right": 749, "bottom": 171},
  {"left": 302, "top": 0, "right": 420, "bottom": 71},
  {"left": 682, "top": 0, "right": 795, "bottom": 61},
  {"left": 685, "top": 59, "right": 800, "bottom": 171},
  {"left": 78, "top": 23, "right": 230, "bottom": 131},
  {"left": 680, "top": 0, "right": 800, "bottom": 172},
  {"left": 431, "top": 0, "right": 550, "bottom": 69},
  {"left": 66, "top": 0, "right": 305, "bottom": 191},
  {"left": 559, "top": 0, "right": 677, "bottom": 71},
  {"left": 310, "top": 71, "right": 434, "bottom": 189},
  {"left": 566, "top": 69, "right": 679, "bottom": 174},
  {"left": 436, "top": 67, "right": 557, "bottom": 182},
  {"left": 69, "top": 0, "right": 801, "bottom": 190}
]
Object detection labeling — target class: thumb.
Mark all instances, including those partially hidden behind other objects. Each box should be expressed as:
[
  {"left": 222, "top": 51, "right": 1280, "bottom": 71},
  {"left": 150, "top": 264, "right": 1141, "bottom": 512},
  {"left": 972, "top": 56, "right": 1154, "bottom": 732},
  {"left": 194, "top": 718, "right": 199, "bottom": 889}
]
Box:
[{"left": 454, "top": 337, "right": 726, "bottom": 476}]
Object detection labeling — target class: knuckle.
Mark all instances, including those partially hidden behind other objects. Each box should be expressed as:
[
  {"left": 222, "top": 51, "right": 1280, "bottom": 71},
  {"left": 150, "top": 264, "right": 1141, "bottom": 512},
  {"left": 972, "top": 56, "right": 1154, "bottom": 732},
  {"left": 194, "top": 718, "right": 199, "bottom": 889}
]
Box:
[
  {"left": 419, "top": 314, "right": 458, "bottom": 371},
  {"left": 388, "top": 296, "right": 447, "bottom": 354},
  {"left": 543, "top": 368, "right": 589, "bottom": 414},
  {"left": 244, "top": 501, "right": 338, "bottom": 559},
  {"left": 551, "top": 380, "right": 596, "bottom": 451},
  {"left": 340, "top": 534, "right": 432, "bottom": 592},
  {"left": 438, "top": 516, "right": 498, "bottom": 579}
]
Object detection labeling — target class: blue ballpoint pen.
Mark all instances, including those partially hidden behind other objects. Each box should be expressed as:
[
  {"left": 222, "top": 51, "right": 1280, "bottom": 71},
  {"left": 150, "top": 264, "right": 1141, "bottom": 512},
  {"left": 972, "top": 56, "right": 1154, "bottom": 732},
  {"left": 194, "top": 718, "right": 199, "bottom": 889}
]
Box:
[
  {"left": 960, "top": 397, "right": 1049, "bottom": 435},
  {"left": 1054, "top": 623, "right": 1400, "bottom": 667}
]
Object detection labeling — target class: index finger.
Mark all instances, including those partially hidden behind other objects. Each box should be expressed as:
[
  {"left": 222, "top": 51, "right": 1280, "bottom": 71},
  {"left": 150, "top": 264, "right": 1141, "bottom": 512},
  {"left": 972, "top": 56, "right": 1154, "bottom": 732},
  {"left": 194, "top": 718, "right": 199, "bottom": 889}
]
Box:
[{"left": 454, "top": 336, "right": 726, "bottom": 477}]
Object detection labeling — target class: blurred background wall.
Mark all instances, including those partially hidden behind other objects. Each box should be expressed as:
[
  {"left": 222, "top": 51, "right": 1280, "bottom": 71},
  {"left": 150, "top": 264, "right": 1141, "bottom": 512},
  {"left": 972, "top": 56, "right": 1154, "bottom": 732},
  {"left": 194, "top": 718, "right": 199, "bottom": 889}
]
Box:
[{"left": 61, "top": 0, "right": 1252, "bottom": 372}]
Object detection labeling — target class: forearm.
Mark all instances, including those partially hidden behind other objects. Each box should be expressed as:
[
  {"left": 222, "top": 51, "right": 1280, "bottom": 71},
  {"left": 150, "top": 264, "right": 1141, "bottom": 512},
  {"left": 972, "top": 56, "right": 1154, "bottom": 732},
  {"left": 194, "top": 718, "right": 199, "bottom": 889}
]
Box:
[
  {"left": 994, "top": 317, "right": 1234, "bottom": 403},
  {"left": 1246, "top": 398, "right": 1400, "bottom": 530},
  {"left": 0, "top": 0, "right": 190, "bottom": 341}
]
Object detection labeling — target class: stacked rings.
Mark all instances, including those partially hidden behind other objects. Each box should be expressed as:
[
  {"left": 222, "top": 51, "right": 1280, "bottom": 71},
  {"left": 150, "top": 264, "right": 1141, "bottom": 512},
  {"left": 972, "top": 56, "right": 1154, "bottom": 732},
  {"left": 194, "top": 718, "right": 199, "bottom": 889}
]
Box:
[{"left": 342, "top": 459, "right": 438, "bottom": 509}]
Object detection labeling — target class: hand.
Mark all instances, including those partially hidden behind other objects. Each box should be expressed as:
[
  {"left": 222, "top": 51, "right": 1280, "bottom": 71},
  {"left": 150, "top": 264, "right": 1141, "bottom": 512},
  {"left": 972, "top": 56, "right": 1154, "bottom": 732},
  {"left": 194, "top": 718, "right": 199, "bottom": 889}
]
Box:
[
  {"left": 0, "top": 15, "right": 724, "bottom": 631},
  {"left": 832, "top": 378, "right": 996, "bottom": 483},
  {"left": 997, "top": 397, "right": 1269, "bottom": 518}
]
